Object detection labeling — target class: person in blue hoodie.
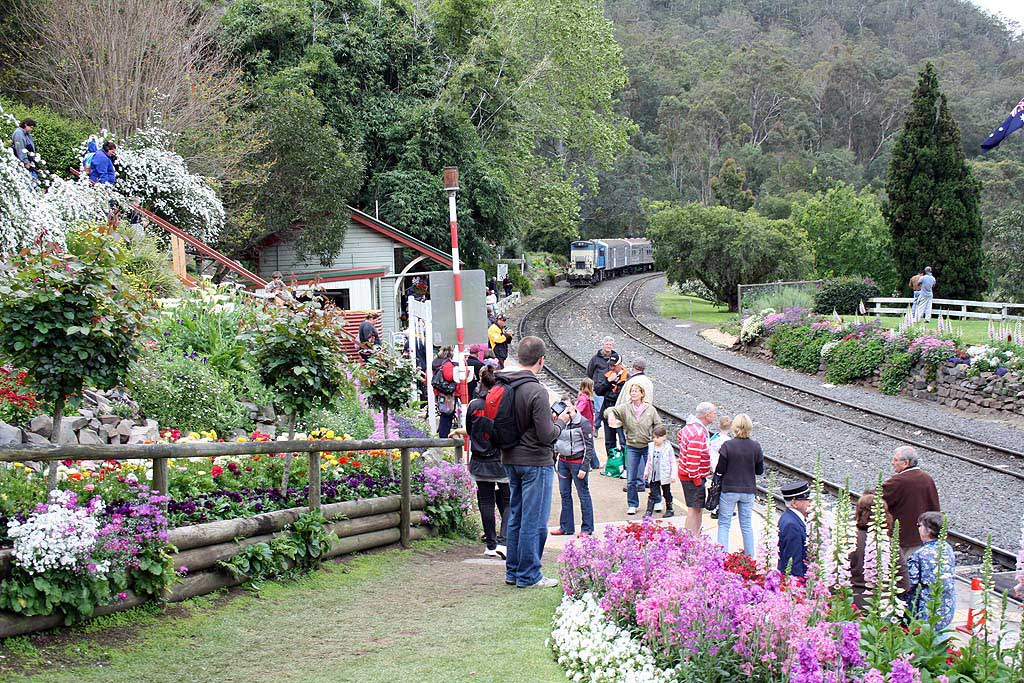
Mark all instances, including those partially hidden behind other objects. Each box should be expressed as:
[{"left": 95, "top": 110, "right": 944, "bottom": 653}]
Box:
[
  {"left": 88, "top": 141, "right": 117, "bottom": 185},
  {"left": 82, "top": 140, "right": 98, "bottom": 175}
]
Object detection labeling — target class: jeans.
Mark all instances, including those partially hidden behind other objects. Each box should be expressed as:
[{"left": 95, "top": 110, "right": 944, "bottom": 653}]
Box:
[
  {"left": 438, "top": 411, "right": 454, "bottom": 439},
  {"left": 644, "top": 482, "right": 673, "bottom": 515},
  {"left": 593, "top": 395, "right": 605, "bottom": 430},
  {"left": 477, "top": 481, "right": 510, "bottom": 550},
  {"left": 911, "top": 290, "right": 921, "bottom": 318},
  {"left": 505, "top": 464, "right": 554, "bottom": 587},
  {"left": 717, "top": 491, "right": 756, "bottom": 556},
  {"left": 624, "top": 445, "right": 648, "bottom": 509},
  {"left": 556, "top": 460, "right": 594, "bottom": 534},
  {"left": 603, "top": 420, "right": 623, "bottom": 458}
]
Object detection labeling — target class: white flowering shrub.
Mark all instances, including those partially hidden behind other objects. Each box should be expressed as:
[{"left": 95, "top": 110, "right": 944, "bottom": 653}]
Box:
[
  {"left": 6, "top": 490, "right": 107, "bottom": 576},
  {"left": 740, "top": 310, "right": 771, "bottom": 344},
  {"left": 115, "top": 126, "right": 225, "bottom": 243},
  {"left": 550, "top": 593, "right": 677, "bottom": 683}
]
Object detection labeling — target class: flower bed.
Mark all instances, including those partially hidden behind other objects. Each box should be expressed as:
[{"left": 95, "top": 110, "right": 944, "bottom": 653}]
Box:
[
  {"left": 740, "top": 307, "right": 1024, "bottom": 415},
  {"left": 552, "top": 519, "right": 1024, "bottom": 683}
]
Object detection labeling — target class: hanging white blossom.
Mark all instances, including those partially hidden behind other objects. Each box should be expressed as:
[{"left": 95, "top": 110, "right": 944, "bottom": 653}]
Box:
[{"left": 114, "top": 126, "right": 225, "bottom": 243}]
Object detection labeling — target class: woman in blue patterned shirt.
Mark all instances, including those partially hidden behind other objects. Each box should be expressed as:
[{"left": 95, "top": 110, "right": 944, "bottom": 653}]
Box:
[{"left": 907, "top": 511, "right": 956, "bottom": 631}]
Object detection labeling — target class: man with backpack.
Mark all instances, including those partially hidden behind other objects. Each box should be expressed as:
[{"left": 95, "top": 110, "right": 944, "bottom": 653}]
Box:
[{"left": 495, "top": 335, "right": 569, "bottom": 588}]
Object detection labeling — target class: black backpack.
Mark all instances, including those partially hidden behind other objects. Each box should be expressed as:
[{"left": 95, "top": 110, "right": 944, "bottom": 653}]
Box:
[
  {"left": 431, "top": 361, "right": 457, "bottom": 395},
  {"left": 478, "top": 374, "right": 537, "bottom": 450}
]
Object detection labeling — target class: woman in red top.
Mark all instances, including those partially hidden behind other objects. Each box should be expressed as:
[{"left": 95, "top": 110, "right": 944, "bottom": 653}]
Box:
[{"left": 575, "top": 378, "right": 598, "bottom": 468}]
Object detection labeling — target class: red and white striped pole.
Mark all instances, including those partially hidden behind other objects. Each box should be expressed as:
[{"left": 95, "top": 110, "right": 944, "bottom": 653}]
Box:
[{"left": 444, "top": 167, "right": 470, "bottom": 457}]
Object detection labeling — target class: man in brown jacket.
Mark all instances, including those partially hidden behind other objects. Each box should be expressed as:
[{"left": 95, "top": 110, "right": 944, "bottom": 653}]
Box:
[
  {"left": 882, "top": 445, "right": 940, "bottom": 559},
  {"left": 498, "top": 336, "right": 570, "bottom": 588}
]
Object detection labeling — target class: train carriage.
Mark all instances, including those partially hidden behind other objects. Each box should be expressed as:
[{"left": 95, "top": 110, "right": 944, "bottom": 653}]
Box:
[{"left": 567, "top": 237, "right": 653, "bottom": 286}]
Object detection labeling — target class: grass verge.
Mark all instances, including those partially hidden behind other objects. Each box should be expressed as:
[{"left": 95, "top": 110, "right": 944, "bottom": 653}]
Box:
[
  {"left": 0, "top": 540, "right": 565, "bottom": 683},
  {"left": 656, "top": 289, "right": 734, "bottom": 326}
]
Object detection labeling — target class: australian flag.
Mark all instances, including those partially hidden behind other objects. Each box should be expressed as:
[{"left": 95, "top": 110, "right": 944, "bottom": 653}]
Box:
[{"left": 981, "top": 97, "right": 1024, "bottom": 151}]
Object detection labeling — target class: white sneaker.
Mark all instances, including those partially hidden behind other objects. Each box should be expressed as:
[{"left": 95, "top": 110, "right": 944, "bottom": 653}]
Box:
[
  {"left": 494, "top": 545, "right": 507, "bottom": 559},
  {"left": 654, "top": 501, "right": 664, "bottom": 512},
  {"left": 522, "top": 576, "right": 559, "bottom": 588},
  {"left": 619, "top": 471, "right": 627, "bottom": 479},
  {"left": 484, "top": 548, "right": 500, "bottom": 557},
  {"left": 626, "top": 507, "right": 637, "bottom": 515}
]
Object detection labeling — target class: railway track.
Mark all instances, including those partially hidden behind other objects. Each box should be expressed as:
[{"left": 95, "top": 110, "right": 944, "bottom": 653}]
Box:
[{"left": 518, "top": 279, "right": 1019, "bottom": 571}]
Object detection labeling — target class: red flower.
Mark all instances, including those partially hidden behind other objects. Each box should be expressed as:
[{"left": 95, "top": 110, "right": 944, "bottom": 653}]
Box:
[
  {"left": 351, "top": 461, "right": 362, "bottom": 468},
  {"left": 211, "top": 465, "right": 223, "bottom": 478},
  {"left": 227, "top": 462, "right": 239, "bottom": 474},
  {"left": 338, "top": 456, "right": 349, "bottom": 465}
]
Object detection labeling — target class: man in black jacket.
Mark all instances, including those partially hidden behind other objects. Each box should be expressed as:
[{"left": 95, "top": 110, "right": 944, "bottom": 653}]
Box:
[
  {"left": 499, "top": 335, "right": 570, "bottom": 588},
  {"left": 586, "top": 336, "right": 619, "bottom": 431}
]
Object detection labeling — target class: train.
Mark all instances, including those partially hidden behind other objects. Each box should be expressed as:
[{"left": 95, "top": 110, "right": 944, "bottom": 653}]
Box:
[{"left": 567, "top": 238, "right": 654, "bottom": 287}]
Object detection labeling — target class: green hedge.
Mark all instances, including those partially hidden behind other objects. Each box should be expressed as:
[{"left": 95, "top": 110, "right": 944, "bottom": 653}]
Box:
[
  {"left": 0, "top": 97, "right": 93, "bottom": 179},
  {"left": 813, "top": 277, "right": 880, "bottom": 315},
  {"left": 823, "top": 337, "right": 885, "bottom": 384},
  {"left": 767, "top": 325, "right": 828, "bottom": 373}
]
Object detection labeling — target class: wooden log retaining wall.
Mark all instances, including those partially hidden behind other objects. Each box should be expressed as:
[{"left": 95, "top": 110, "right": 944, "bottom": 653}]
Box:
[{"left": 0, "top": 437, "right": 462, "bottom": 638}]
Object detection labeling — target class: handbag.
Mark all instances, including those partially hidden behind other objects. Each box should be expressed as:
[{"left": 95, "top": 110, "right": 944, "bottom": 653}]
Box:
[
  {"left": 602, "top": 447, "right": 625, "bottom": 478},
  {"left": 704, "top": 474, "right": 722, "bottom": 511}
]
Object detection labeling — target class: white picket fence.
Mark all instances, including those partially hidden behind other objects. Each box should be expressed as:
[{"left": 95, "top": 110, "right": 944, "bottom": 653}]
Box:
[
  {"left": 492, "top": 292, "right": 522, "bottom": 317},
  {"left": 867, "top": 297, "right": 1024, "bottom": 321}
]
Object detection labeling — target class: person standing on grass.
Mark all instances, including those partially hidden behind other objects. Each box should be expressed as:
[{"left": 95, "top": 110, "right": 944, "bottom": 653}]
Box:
[
  {"left": 452, "top": 366, "right": 508, "bottom": 559},
  {"left": 677, "top": 402, "right": 716, "bottom": 534},
  {"left": 909, "top": 268, "right": 925, "bottom": 318},
  {"left": 643, "top": 425, "right": 676, "bottom": 518},
  {"left": 916, "top": 267, "right": 936, "bottom": 322},
  {"left": 550, "top": 401, "right": 596, "bottom": 537},
  {"left": 499, "top": 336, "right": 570, "bottom": 589},
  {"left": 604, "top": 383, "right": 662, "bottom": 515},
  {"left": 714, "top": 414, "right": 764, "bottom": 556}
]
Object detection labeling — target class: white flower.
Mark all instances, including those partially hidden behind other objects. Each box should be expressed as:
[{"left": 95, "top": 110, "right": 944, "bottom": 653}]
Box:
[{"left": 7, "top": 490, "right": 102, "bottom": 575}]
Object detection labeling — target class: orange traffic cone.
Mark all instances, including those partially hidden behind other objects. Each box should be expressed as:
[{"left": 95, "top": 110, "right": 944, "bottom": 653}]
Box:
[{"left": 956, "top": 577, "right": 987, "bottom": 636}]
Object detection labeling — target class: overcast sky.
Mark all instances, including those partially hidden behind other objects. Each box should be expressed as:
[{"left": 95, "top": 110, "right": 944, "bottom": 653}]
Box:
[{"left": 971, "top": 0, "right": 1024, "bottom": 28}]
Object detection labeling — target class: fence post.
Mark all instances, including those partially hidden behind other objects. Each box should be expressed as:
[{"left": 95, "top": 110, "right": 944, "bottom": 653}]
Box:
[
  {"left": 308, "top": 451, "right": 321, "bottom": 512},
  {"left": 152, "top": 457, "right": 169, "bottom": 497},
  {"left": 400, "top": 447, "right": 411, "bottom": 548}
]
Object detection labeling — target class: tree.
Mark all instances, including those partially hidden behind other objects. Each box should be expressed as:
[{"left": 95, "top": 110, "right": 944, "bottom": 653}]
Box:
[
  {"left": 246, "top": 302, "right": 349, "bottom": 494},
  {"left": 883, "top": 63, "right": 985, "bottom": 299},
  {"left": 711, "top": 158, "right": 755, "bottom": 211},
  {"left": 358, "top": 345, "right": 418, "bottom": 477},
  {"left": 791, "top": 183, "right": 898, "bottom": 293},
  {"left": 0, "top": 225, "right": 150, "bottom": 488},
  {"left": 648, "top": 203, "right": 813, "bottom": 311},
  {"left": 984, "top": 209, "right": 1024, "bottom": 302},
  {"left": 12, "top": 0, "right": 235, "bottom": 135}
]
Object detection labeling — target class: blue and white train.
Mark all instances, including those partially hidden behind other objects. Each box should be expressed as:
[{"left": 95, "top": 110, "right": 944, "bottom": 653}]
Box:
[{"left": 567, "top": 238, "right": 654, "bottom": 287}]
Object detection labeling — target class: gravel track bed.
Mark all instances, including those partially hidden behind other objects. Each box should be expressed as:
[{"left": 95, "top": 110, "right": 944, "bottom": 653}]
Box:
[
  {"left": 536, "top": 275, "right": 1022, "bottom": 553},
  {"left": 636, "top": 274, "right": 1024, "bottom": 452}
]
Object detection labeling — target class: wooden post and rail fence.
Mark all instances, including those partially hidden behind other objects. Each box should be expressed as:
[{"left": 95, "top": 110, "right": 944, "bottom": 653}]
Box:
[
  {"left": 867, "top": 297, "right": 1024, "bottom": 321},
  {"left": 0, "top": 437, "right": 463, "bottom": 637}
]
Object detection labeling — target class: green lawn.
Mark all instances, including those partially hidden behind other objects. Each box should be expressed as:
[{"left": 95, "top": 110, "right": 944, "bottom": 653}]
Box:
[
  {"left": 875, "top": 316, "right": 1005, "bottom": 346},
  {"left": 0, "top": 541, "right": 565, "bottom": 683},
  {"left": 656, "top": 289, "right": 735, "bottom": 326}
]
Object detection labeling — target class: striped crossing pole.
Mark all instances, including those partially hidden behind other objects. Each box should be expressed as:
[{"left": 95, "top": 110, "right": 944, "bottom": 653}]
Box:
[{"left": 444, "top": 167, "right": 470, "bottom": 458}]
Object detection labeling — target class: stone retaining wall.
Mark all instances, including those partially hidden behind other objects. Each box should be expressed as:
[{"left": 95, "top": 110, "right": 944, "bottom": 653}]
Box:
[{"left": 742, "top": 342, "right": 1024, "bottom": 418}]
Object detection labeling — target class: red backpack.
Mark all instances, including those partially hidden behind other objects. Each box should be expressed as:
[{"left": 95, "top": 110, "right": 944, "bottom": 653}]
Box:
[{"left": 476, "top": 374, "right": 537, "bottom": 450}]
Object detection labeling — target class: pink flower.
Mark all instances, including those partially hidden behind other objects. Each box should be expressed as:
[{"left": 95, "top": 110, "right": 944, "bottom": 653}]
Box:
[{"left": 117, "top": 592, "right": 128, "bottom": 601}]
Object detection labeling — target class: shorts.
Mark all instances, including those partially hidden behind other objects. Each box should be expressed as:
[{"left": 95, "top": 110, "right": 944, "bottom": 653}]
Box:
[{"left": 680, "top": 480, "right": 705, "bottom": 509}]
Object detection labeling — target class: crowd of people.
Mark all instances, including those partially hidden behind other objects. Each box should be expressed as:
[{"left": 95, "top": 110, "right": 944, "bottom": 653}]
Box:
[{"left": 454, "top": 332, "right": 954, "bottom": 625}]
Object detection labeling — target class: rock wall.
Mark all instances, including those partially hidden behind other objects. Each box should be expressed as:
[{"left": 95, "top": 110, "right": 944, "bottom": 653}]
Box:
[{"left": 741, "top": 342, "right": 1024, "bottom": 419}]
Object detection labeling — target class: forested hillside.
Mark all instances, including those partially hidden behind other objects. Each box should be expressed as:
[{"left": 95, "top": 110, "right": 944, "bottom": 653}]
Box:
[{"left": 585, "top": 0, "right": 1024, "bottom": 237}]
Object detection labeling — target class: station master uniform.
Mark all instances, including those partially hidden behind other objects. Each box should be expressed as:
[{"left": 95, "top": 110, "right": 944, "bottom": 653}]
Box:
[{"left": 778, "top": 480, "right": 810, "bottom": 578}]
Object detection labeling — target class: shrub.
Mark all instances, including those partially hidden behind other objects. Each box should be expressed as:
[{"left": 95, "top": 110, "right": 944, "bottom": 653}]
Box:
[
  {"left": 126, "top": 350, "right": 250, "bottom": 433},
  {"left": 823, "top": 337, "right": 885, "bottom": 384},
  {"left": 879, "top": 352, "right": 913, "bottom": 395},
  {"left": 300, "top": 392, "right": 374, "bottom": 439},
  {"left": 767, "top": 325, "right": 828, "bottom": 373},
  {"left": 813, "top": 277, "right": 881, "bottom": 315},
  {"left": 507, "top": 266, "right": 532, "bottom": 295}
]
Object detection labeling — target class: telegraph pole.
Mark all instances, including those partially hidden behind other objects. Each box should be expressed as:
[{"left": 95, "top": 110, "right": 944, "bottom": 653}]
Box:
[{"left": 444, "top": 167, "right": 470, "bottom": 458}]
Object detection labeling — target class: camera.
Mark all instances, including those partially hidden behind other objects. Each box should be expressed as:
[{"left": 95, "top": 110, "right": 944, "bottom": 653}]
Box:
[{"left": 551, "top": 400, "right": 568, "bottom": 417}]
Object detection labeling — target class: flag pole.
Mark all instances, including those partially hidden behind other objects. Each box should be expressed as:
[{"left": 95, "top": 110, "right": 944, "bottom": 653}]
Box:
[{"left": 444, "top": 166, "right": 470, "bottom": 460}]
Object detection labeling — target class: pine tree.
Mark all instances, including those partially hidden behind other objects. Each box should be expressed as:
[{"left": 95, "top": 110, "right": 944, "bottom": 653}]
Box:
[{"left": 884, "top": 63, "right": 986, "bottom": 300}]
